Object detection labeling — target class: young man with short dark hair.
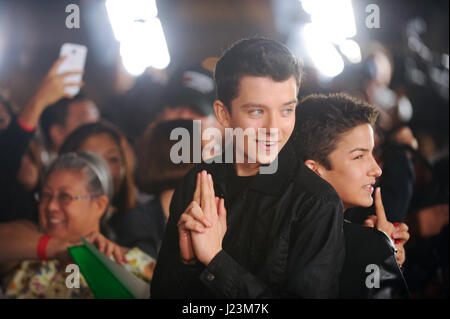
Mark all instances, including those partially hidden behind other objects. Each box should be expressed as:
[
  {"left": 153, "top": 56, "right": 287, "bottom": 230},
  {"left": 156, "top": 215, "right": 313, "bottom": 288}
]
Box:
[
  {"left": 293, "top": 93, "right": 410, "bottom": 298},
  {"left": 151, "top": 38, "right": 345, "bottom": 298},
  {"left": 294, "top": 93, "right": 382, "bottom": 211}
]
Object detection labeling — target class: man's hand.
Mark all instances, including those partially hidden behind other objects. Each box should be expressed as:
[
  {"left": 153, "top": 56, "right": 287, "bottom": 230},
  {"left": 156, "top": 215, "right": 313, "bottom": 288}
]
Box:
[
  {"left": 178, "top": 172, "right": 209, "bottom": 264},
  {"left": 373, "top": 187, "right": 395, "bottom": 238},
  {"left": 190, "top": 171, "right": 227, "bottom": 265},
  {"left": 364, "top": 187, "right": 410, "bottom": 266},
  {"left": 177, "top": 170, "right": 227, "bottom": 266}
]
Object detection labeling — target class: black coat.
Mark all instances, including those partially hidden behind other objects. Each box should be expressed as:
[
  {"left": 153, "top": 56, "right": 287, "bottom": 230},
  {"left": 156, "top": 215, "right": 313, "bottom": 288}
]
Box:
[
  {"left": 340, "top": 221, "right": 410, "bottom": 299},
  {"left": 114, "top": 195, "right": 166, "bottom": 259},
  {"left": 151, "top": 142, "right": 345, "bottom": 298},
  {"left": 0, "top": 117, "right": 37, "bottom": 223}
]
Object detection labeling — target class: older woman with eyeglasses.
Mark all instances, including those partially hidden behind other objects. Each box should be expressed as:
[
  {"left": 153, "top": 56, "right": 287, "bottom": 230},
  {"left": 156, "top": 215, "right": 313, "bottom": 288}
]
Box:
[{"left": 0, "top": 152, "right": 154, "bottom": 298}]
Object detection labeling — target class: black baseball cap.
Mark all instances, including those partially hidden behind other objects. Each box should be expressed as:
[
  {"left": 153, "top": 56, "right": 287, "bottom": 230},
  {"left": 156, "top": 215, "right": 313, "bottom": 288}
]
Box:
[{"left": 163, "top": 62, "right": 217, "bottom": 116}]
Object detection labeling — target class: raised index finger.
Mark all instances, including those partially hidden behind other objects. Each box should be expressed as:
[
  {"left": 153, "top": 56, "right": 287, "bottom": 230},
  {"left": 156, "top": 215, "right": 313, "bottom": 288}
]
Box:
[
  {"left": 208, "top": 173, "right": 216, "bottom": 213},
  {"left": 193, "top": 172, "right": 201, "bottom": 203},
  {"left": 201, "top": 170, "right": 211, "bottom": 216},
  {"left": 374, "top": 187, "right": 388, "bottom": 225}
]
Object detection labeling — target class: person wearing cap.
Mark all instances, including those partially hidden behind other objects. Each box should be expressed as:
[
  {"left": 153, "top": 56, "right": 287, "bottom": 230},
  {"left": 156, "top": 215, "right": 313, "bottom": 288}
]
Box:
[
  {"left": 0, "top": 152, "right": 155, "bottom": 298},
  {"left": 102, "top": 61, "right": 220, "bottom": 145},
  {"left": 133, "top": 62, "right": 223, "bottom": 203},
  {"left": 151, "top": 38, "right": 345, "bottom": 298},
  {"left": 158, "top": 62, "right": 217, "bottom": 120},
  {"left": 155, "top": 62, "right": 223, "bottom": 159}
]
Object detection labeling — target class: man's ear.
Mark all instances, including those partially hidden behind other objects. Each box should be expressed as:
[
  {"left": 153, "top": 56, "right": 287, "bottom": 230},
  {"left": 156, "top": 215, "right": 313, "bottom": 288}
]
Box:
[
  {"left": 214, "top": 100, "right": 231, "bottom": 128},
  {"left": 304, "top": 159, "right": 326, "bottom": 177},
  {"left": 93, "top": 195, "right": 109, "bottom": 220},
  {"left": 49, "top": 124, "right": 66, "bottom": 152}
]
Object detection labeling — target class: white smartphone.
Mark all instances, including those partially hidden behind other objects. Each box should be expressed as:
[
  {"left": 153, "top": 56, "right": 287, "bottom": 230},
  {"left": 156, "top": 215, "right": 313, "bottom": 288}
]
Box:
[{"left": 58, "top": 43, "right": 88, "bottom": 96}]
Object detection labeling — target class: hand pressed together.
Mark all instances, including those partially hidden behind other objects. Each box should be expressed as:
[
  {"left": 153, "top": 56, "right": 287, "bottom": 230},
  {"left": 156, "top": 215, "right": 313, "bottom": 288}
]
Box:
[{"left": 177, "top": 170, "right": 227, "bottom": 265}]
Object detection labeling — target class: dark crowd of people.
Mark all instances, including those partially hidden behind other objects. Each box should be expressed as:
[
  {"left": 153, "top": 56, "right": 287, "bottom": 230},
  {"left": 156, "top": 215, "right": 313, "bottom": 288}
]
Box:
[{"left": 0, "top": 37, "right": 447, "bottom": 299}]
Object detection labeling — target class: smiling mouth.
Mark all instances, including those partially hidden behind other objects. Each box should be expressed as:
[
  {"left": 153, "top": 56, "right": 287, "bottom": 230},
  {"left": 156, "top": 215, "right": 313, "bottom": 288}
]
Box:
[
  {"left": 256, "top": 140, "right": 280, "bottom": 150},
  {"left": 48, "top": 217, "right": 66, "bottom": 226}
]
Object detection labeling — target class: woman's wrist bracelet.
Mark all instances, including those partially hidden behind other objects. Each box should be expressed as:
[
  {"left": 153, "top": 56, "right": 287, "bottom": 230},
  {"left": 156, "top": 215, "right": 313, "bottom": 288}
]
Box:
[{"left": 37, "top": 234, "right": 52, "bottom": 261}]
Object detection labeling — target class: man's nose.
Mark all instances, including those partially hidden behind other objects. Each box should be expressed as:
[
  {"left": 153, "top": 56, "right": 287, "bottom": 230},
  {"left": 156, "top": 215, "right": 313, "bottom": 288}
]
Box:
[
  {"left": 263, "top": 113, "right": 280, "bottom": 138},
  {"left": 369, "top": 156, "right": 382, "bottom": 177}
]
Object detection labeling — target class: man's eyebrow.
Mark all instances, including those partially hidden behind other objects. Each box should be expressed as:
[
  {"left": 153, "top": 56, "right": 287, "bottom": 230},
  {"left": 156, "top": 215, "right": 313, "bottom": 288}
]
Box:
[
  {"left": 240, "top": 103, "right": 267, "bottom": 109},
  {"left": 282, "top": 99, "right": 298, "bottom": 106},
  {"left": 349, "top": 147, "right": 370, "bottom": 153},
  {"left": 240, "top": 99, "right": 298, "bottom": 109}
]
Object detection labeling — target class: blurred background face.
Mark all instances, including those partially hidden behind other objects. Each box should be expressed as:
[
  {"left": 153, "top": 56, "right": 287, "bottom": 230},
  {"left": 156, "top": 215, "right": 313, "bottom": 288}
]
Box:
[
  {"left": 77, "top": 133, "right": 125, "bottom": 195},
  {"left": 227, "top": 76, "right": 298, "bottom": 166},
  {"left": 51, "top": 100, "right": 100, "bottom": 152},
  {"left": 39, "top": 169, "right": 102, "bottom": 241},
  {"left": 318, "top": 124, "right": 382, "bottom": 210},
  {"left": 64, "top": 100, "right": 100, "bottom": 135},
  {"left": 0, "top": 101, "right": 12, "bottom": 130},
  {"left": 373, "top": 52, "right": 393, "bottom": 86}
]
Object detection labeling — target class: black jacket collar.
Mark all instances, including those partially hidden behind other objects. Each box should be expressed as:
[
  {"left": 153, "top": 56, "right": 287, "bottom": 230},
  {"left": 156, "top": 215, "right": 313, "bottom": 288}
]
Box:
[{"left": 206, "top": 139, "right": 300, "bottom": 197}]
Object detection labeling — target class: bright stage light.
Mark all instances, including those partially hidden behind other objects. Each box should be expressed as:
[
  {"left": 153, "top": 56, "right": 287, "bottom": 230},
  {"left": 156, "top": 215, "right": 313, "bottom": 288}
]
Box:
[
  {"left": 303, "top": 24, "right": 344, "bottom": 78},
  {"left": 300, "top": 0, "right": 356, "bottom": 44},
  {"left": 105, "top": 0, "right": 170, "bottom": 76},
  {"left": 298, "top": 0, "right": 358, "bottom": 78},
  {"left": 339, "top": 39, "right": 362, "bottom": 63}
]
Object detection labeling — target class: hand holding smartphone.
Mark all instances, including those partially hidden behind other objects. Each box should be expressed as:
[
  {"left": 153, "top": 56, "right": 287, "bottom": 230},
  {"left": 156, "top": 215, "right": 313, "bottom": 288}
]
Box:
[{"left": 58, "top": 43, "right": 87, "bottom": 96}]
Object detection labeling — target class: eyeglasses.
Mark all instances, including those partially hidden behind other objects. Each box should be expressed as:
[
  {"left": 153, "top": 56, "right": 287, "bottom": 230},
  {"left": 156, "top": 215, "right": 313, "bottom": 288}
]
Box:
[{"left": 34, "top": 192, "right": 101, "bottom": 207}]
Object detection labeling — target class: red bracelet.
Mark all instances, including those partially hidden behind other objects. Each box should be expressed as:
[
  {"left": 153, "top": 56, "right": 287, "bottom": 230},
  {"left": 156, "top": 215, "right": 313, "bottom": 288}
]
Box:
[
  {"left": 37, "top": 235, "right": 52, "bottom": 261},
  {"left": 16, "top": 117, "right": 36, "bottom": 133}
]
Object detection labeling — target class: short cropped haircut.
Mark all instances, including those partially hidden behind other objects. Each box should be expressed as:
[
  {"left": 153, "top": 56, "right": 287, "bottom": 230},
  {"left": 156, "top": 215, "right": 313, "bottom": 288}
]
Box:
[
  {"left": 293, "top": 93, "right": 379, "bottom": 170},
  {"left": 214, "top": 38, "right": 302, "bottom": 110}
]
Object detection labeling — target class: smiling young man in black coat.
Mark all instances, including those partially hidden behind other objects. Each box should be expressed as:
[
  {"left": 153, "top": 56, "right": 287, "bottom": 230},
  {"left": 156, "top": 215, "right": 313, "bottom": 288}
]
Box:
[{"left": 151, "top": 38, "right": 345, "bottom": 298}]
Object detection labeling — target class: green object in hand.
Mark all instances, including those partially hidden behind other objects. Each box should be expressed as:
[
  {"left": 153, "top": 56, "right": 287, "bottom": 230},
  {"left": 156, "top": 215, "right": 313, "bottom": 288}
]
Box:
[
  {"left": 68, "top": 238, "right": 150, "bottom": 299},
  {"left": 68, "top": 245, "right": 134, "bottom": 299}
]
